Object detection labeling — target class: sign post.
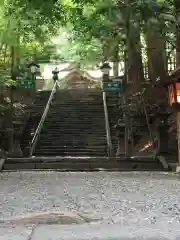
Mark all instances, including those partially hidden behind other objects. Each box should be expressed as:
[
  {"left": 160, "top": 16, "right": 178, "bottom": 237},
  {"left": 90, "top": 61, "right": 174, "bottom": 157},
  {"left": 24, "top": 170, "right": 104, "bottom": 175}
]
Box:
[
  {"left": 16, "top": 78, "right": 36, "bottom": 89},
  {"left": 103, "top": 81, "right": 122, "bottom": 91}
]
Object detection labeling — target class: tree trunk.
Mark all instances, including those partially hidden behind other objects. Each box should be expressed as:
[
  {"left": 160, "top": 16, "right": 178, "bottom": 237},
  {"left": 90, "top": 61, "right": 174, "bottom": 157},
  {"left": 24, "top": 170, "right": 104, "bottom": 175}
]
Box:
[
  {"left": 12, "top": 35, "right": 21, "bottom": 69},
  {"left": 127, "top": 24, "right": 144, "bottom": 90},
  {"left": 11, "top": 46, "right": 15, "bottom": 75},
  {"left": 145, "top": 19, "right": 167, "bottom": 82},
  {"left": 0, "top": 44, "right": 4, "bottom": 65},
  {"left": 102, "top": 41, "right": 109, "bottom": 62},
  {"left": 15, "top": 35, "right": 20, "bottom": 67},
  {"left": 113, "top": 62, "right": 119, "bottom": 77},
  {"left": 3, "top": 44, "right": 7, "bottom": 65},
  {"left": 112, "top": 42, "right": 119, "bottom": 77}
]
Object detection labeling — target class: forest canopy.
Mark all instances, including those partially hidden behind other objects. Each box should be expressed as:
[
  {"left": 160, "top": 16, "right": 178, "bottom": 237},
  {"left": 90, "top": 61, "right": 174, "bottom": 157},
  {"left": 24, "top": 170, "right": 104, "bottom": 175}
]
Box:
[{"left": 0, "top": 0, "right": 178, "bottom": 86}]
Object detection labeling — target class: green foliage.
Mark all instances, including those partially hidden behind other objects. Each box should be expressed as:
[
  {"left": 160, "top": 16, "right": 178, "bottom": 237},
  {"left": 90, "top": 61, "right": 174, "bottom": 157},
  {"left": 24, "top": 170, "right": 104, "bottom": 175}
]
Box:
[
  {"left": 58, "top": 0, "right": 176, "bottom": 71},
  {"left": 0, "top": 0, "right": 176, "bottom": 76},
  {"left": 0, "top": 104, "right": 7, "bottom": 116},
  {"left": 5, "top": 79, "right": 16, "bottom": 87},
  {"left": 54, "top": 31, "right": 103, "bottom": 66}
]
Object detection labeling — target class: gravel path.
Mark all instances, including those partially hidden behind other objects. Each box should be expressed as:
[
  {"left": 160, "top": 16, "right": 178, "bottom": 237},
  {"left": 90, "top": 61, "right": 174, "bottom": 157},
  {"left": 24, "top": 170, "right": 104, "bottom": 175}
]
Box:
[{"left": 0, "top": 171, "right": 180, "bottom": 227}]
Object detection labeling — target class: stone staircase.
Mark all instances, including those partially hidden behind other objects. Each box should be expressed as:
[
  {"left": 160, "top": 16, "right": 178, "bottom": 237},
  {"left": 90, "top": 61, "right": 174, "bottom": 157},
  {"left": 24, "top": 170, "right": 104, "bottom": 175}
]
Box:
[
  {"left": 34, "top": 89, "right": 107, "bottom": 157},
  {"left": 2, "top": 89, "right": 168, "bottom": 171}
]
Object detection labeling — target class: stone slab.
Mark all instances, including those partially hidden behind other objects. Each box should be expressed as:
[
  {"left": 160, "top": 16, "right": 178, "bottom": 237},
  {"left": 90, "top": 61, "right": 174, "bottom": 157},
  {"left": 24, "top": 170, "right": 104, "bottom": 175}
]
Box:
[
  {"left": 3, "top": 163, "right": 36, "bottom": 170},
  {"left": 0, "top": 226, "right": 33, "bottom": 240},
  {"left": 35, "top": 163, "right": 91, "bottom": 170},
  {"left": 32, "top": 223, "right": 180, "bottom": 240}
]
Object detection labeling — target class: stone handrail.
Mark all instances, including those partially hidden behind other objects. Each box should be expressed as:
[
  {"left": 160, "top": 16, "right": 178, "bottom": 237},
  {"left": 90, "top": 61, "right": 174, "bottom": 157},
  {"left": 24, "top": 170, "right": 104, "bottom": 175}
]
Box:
[
  {"left": 103, "top": 90, "right": 113, "bottom": 157},
  {"left": 29, "top": 81, "right": 58, "bottom": 157}
]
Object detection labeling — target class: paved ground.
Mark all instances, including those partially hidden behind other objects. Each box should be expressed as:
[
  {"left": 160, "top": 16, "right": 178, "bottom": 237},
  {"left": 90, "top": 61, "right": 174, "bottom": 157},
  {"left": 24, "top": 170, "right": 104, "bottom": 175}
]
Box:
[{"left": 1, "top": 171, "right": 180, "bottom": 239}]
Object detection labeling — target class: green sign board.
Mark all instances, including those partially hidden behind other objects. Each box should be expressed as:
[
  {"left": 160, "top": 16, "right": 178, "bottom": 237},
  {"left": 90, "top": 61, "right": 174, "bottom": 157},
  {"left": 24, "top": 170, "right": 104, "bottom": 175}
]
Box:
[
  {"left": 17, "top": 78, "right": 35, "bottom": 89},
  {"left": 103, "top": 82, "right": 122, "bottom": 90}
]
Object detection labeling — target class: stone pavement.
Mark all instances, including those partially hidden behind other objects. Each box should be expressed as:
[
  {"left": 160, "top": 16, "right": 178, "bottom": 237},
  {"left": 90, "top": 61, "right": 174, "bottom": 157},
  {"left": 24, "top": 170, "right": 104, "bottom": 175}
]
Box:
[
  {"left": 1, "top": 222, "right": 180, "bottom": 239},
  {"left": 1, "top": 171, "right": 180, "bottom": 239}
]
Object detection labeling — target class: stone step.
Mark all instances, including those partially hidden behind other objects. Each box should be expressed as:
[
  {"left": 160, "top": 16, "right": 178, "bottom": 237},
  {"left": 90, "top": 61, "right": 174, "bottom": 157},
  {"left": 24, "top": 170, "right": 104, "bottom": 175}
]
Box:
[
  {"left": 38, "top": 134, "right": 106, "bottom": 137},
  {"left": 35, "top": 149, "right": 107, "bottom": 154},
  {"left": 35, "top": 148, "right": 107, "bottom": 153},
  {"left": 52, "top": 103, "right": 103, "bottom": 106},
  {"left": 41, "top": 127, "right": 106, "bottom": 133},
  {"left": 51, "top": 101, "right": 103, "bottom": 105},
  {"left": 44, "top": 121, "right": 105, "bottom": 124},
  {"left": 39, "top": 132, "right": 106, "bottom": 136},
  {"left": 39, "top": 136, "right": 106, "bottom": 140},
  {"left": 47, "top": 111, "right": 104, "bottom": 114},
  {"left": 36, "top": 144, "right": 107, "bottom": 148},
  {"left": 43, "top": 120, "right": 105, "bottom": 124},
  {"left": 54, "top": 96, "right": 103, "bottom": 100},
  {"left": 33, "top": 153, "right": 107, "bottom": 157},
  {"left": 3, "top": 159, "right": 165, "bottom": 171},
  {"left": 5, "top": 155, "right": 157, "bottom": 162},
  {"left": 35, "top": 143, "right": 106, "bottom": 148},
  {"left": 36, "top": 139, "right": 107, "bottom": 143},
  {"left": 37, "top": 143, "right": 107, "bottom": 147},
  {"left": 37, "top": 141, "right": 107, "bottom": 145},
  {"left": 45, "top": 117, "right": 104, "bottom": 120},
  {"left": 35, "top": 145, "right": 107, "bottom": 149},
  {"left": 46, "top": 114, "right": 105, "bottom": 117},
  {"left": 44, "top": 119, "right": 105, "bottom": 123},
  {"left": 53, "top": 101, "right": 103, "bottom": 104},
  {"left": 41, "top": 126, "right": 105, "bottom": 130},
  {"left": 6, "top": 156, "right": 112, "bottom": 163},
  {"left": 47, "top": 110, "right": 104, "bottom": 113},
  {"left": 36, "top": 137, "right": 106, "bottom": 141},
  {"left": 53, "top": 97, "right": 103, "bottom": 100},
  {"left": 44, "top": 117, "right": 105, "bottom": 121},
  {"left": 55, "top": 89, "right": 102, "bottom": 93},
  {"left": 37, "top": 137, "right": 107, "bottom": 142},
  {"left": 41, "top": 127, "right": 105, "bottom": 131},
  {"left": 41, "top": 127, "right": 106, "bottom": 131},
  {"left": 47, "top": 112, "right": 105, "bottom": 116},
  {"left": 37, "top": 137, "right": 107, "bottom": 141},
  {"left": 49, "top": 113, "right": 104, "bottom": 116},
  {"left": 41, "top": 125, "right": 105, "bottom": 129},
  {"left": 39, "top": 135, "right": 106, "bottom": 139},
  {"left": 34, "top": 152, "right": 107, "bottom": 157},
  {"left": 35, "top": 144, "right": 107, "bottom": 149},
  {"left": 42, "top": 124, "right": 105, "bottom": 128}
]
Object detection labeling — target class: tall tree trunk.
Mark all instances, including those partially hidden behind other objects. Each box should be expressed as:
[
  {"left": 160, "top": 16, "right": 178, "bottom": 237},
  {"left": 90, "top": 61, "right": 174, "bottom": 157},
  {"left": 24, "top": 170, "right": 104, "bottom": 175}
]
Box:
[
  {"left": 174, "top": 0, "right": 180, "bottom": 66},
  {"left": 11, "top": 46, "right": 15, "bottom": 75},
  {"left": 145, "top": 19, "right": 167, "bottom": 82},
  {"left": 102, "top": 41, "right": 109, "bottom": 62},
  {"left": 126, "top": 23, "right": 144, "bottom": 90},
  {"left": 3, "top": 44, "right": 7, "bottom": 65},
  {"left": 12, "top": 35, "right": 21, "bottom": 69},
  {"left": 15, "top": 35, "right": 20, "bottom": 67},
  {"left": 0, "top": 44, "right": 4, "bottom": 64},
  {"left": 112, "top": 42, "right": 119, "bottom": 77}
]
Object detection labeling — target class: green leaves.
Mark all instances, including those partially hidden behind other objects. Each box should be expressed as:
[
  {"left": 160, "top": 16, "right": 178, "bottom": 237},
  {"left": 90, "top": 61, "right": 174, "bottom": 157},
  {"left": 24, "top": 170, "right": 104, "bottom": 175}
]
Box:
[{"left": 6, "top": 79, "right": 16, "bottom": 87}]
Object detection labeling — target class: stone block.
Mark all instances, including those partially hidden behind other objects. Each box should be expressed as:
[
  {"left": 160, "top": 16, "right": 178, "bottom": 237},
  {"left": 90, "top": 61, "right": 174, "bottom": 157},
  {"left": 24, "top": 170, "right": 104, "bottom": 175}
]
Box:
[{"left": 3, "top": 163, "right": 36, "bottom": 170}]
